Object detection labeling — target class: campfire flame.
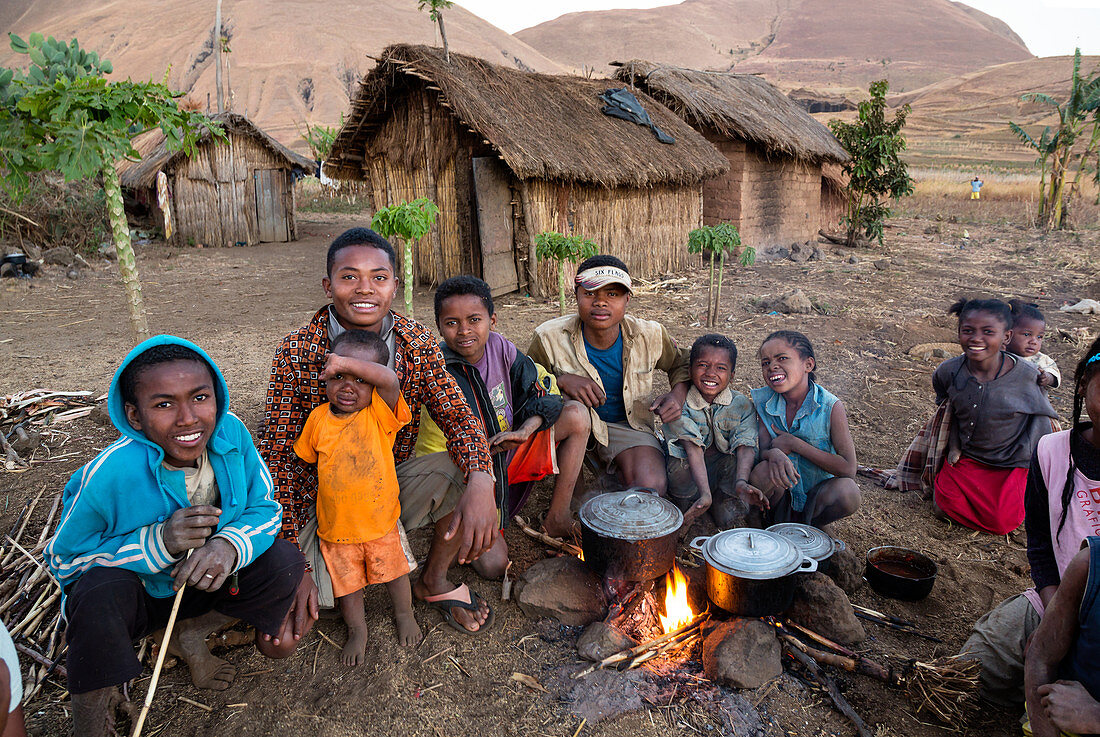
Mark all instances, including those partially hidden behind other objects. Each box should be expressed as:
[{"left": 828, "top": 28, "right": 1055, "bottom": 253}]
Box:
[{"left": 658, "top": 565, "right": 695, "bottom": 633}]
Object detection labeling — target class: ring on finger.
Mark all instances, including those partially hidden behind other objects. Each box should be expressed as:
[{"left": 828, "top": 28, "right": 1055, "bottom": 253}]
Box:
[{"left": 204, "top": 573, "right": 215, "bottom": 578}]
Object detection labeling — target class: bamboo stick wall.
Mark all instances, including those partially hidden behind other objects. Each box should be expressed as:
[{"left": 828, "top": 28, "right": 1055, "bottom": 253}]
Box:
[
  {"left": 524, "top": 180, "right": 703, "bottom": 297},
  {"left": 165, "top": 132, "right": 298, "bottom": 247}
]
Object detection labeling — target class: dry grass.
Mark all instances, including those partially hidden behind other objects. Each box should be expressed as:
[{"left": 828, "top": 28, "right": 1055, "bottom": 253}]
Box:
[{"left": 896, "top": 166, "right": 1100, "bottom": 228}]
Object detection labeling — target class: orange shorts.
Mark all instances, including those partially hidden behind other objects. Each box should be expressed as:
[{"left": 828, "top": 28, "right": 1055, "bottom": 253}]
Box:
[{"left": 319, "top": 522, "right": 417, "bottom": 598}]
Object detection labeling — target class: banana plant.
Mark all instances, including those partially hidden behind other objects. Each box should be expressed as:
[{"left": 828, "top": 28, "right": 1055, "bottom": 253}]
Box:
[
  {"left": 534, "top": 231, "right": 598, "bottom": 316},
  {"left": 370, "top": 198, "right": 439, "bottom": 319}
]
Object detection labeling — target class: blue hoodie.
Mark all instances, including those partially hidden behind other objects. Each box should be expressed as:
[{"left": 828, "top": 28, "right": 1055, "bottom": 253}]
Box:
[{"left": 45, "top": 335, "right": 281, "bottom": 599}]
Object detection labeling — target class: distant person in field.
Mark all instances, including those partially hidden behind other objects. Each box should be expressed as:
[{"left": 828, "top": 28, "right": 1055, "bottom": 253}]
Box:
[
  {"left": 1008, "top": 299, "right": 1061, "bottom": 391},
  {"left": 527, "top": 255, "right": 690, "bottom": 497},
  {"left": 930, "top": 298, "right": 1058, "bottom": 534},
  {"left": 971, "top": 176, "right": 984, "bottom": 200}
]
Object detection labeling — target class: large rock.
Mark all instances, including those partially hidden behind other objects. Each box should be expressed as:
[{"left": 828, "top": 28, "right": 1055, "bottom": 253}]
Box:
[
  {"left": 788, "top": 242, "right": 812, "bottom": 263},
  {"left": 702, "top": 618, "right": 782, "bottom": 689},
  {"left": 42, "top": 246, "right": 76, "bottom": 267},
  {"left": 516, "top": 557, "right": 607, "bottom": 626},
  {"left": 577, "top": 621, "right": 635, "bottom": 662},
  {"left": 786, "top": 572, "right": 866, "bottom": 646},
  {"left": 779, "top": 289, "right": 813, "bottom": 314},
  {"left": 824, "top": 545, "right": 863, "bottom": 596}
]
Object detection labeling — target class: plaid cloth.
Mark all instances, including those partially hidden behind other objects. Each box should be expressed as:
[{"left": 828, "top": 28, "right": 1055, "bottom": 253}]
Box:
[
  {"left": 257, "top": 307, "right": 492, "bottom": 547},
  {"left": 895, "top": 401, "right": 953, "bottom": 497}
]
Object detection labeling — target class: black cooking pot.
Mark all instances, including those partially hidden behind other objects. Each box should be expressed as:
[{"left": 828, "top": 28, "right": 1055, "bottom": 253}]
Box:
[
  {"left": 579, "top": 489, "right": 683, "bottom": 582},
  {"left": 691, "top": 529, "right": 818, "bottom": 617},
  {"left": 766, "top": 523, "right": 846, "bottom": 575},
  {"left": 865, "top": 546, "right": 937, "bottom": 601}
]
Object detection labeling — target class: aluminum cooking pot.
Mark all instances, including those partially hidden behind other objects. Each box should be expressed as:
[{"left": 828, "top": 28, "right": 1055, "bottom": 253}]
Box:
[
  {"left": 579, "top": 489, "right": 683, "bottom": 582},
  {"left": 690, "top": 529, "right": 817, "bottom": 616},
  {"left": 766, "top": 522, "right": 846, "bottom": 574}
]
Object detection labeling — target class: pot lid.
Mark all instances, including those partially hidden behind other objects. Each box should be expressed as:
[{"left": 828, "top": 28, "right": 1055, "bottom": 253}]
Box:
[
  {"left": 767, "top": 523, "right": 836, "bottom": 561},
  {"left": 696, "top": 529, "right": 803, "bottom": 579},
  {"left": 579, "top": 489, "right": 683, "bottom": 541}
]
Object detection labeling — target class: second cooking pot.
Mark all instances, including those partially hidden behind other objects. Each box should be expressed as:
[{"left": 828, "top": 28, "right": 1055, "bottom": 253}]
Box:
[
  {"left": 579, "top": 489, "right": 683, "bottom": 582},
  {"left": 690, "top": 529, "right": 818, "bottom": 616},
  {"left": 766, "top": 522, "right": 846, "bottom": 574}
]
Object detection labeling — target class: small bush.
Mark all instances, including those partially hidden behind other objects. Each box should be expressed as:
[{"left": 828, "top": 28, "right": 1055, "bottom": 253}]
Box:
[{"left": 0, "top": 172, "right": 108, "bottom": 255}]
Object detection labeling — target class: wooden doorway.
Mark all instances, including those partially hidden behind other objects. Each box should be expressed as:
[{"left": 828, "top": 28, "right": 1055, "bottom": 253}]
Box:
[
  {"left": 254, "top": 169, "right": 290, "bottom": 242},
  {"left": 471, "top": 157, "right": 518, "bottom": 296}
]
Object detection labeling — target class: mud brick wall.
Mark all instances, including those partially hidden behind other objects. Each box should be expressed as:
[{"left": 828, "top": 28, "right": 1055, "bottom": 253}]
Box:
[
  {"left": 700, "top": 129, "right": 825, "bottom": 249},
  {"left": 737, "top": 145, "right": 823, "bottom": 249},
  {"left": 701, "top": 133, "right": 746, "bottom": 227}
]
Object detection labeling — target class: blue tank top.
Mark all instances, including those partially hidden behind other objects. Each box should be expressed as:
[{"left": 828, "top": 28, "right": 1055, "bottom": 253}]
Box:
[
  {"left": 584, "top": 332, "right": 627, "bottom": 424},
  {"left": 751, "top": 381, "right": 838, "bottom": 512},
  {"left": 1067, "top": 536, "right": 1100, "bottom": 700}
]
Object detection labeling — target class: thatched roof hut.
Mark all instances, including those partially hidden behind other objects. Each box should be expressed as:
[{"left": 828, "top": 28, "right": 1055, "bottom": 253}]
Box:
[
  {"left": 118, "top": 113, "right": 314, "bottom": 247},
  {"left": 615, "top": 61, "right": 850, "bottom": 247},
  {"left": 327, "top": 44, "right": 729, "bottom": 296}
]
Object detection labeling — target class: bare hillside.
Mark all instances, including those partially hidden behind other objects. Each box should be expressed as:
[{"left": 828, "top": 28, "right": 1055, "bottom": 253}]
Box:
[
  {"left": 2, "top": 0, "right": 565, "bottom": 153},
  {"left": 517, "top": 0, "right": 1032, "bottom": 95}
]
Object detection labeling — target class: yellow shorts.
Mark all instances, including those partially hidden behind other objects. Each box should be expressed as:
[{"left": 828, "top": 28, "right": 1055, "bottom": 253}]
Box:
[{"left": 971, "top": 191, "right": 980, "bottom": 200}]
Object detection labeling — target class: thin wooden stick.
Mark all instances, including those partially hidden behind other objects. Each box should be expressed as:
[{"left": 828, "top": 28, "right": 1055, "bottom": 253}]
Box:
[
  {"left": 131, "top": 560, "right": 189, "bottom": 737},
  {"left": 783, "top": 619, "right": 859, "bottom": 658},
  {"left": 573, "top": 613, "right": 707, "bottom": 678},
  {"left": 512, "top": 515, "right": 582, "bottom": 557},
  {"left": 783, "top": 642, "right": 874, "bottom": 737}
]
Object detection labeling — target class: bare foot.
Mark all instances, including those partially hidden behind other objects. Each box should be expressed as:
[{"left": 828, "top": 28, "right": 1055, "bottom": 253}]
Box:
[
  {"left": 71, "top": 686, "right": 121, "bottom": 737},
  {"left": 167, "top": 613, "right": 238, "bottom": 690},
  {"left": 412, "top": 579, "right": 489, "bottom": 633},
  {"left": 343, "top": 623, "right": 368, "bottom": 666},
  {"left": 395, "top": 611, "right": 422, "bottom": 647}
]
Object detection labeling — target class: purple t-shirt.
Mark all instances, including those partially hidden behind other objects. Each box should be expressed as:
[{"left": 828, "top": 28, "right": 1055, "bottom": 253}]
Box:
[{"left": 474, "top": 332, "right": 518, "bottom": 432}]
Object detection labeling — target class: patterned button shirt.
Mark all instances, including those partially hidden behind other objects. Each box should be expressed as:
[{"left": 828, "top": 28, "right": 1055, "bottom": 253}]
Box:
[{"left": 258, "top": 307, "right": 492, "bottom": 545}]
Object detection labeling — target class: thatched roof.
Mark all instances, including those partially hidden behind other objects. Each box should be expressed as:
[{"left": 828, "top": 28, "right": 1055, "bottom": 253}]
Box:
[
  {"left": 326, "top": 44, "right": 728, "bottom": 188},
  {"left": 613, "top": 61, "right": 849, "bottom": 164},
  {"left": 117, "top": 113, "right": 315, "bottom": 190}
]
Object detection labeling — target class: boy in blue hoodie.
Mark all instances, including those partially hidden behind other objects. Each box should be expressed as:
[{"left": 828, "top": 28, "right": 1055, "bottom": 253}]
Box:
[{"left": 46, "top": 337, "right": 315, "bottom": 737}]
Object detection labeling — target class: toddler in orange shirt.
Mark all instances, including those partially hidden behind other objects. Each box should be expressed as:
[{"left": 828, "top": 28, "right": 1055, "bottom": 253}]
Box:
[{"left": 294, "top": 329, "right": 420, "bottom": 664}]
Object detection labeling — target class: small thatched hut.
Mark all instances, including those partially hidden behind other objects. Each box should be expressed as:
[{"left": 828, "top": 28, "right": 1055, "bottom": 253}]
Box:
[
  {"left": 614, "top": 61, "right": 850, "bottom": 248},
  {"left": 117, "top": 113, "right": 314, "bottom": 247},
  {"left": 325, "top": 45, "right": 728, "bottom": 296}
]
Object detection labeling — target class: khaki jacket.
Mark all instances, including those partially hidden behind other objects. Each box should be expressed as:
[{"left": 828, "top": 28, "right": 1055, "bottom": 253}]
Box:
[{"left": 527, "top": 314, "right": 690, "bottom": 447}]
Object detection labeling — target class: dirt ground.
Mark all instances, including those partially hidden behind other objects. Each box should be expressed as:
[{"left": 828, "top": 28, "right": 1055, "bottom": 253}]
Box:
[{"left": 2, "top": 213, "right": 1099, "bottom": 737}]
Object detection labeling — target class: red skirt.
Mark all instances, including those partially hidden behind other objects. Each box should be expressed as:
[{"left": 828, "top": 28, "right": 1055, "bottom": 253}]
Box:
[{"left": 933, "top": 457, "right": 1027, "bottom": 535}]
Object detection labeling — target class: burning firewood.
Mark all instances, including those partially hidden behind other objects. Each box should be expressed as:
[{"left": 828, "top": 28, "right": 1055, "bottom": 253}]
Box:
[{"left": 572, "top": 612, "right": 708, "bottom": 679}]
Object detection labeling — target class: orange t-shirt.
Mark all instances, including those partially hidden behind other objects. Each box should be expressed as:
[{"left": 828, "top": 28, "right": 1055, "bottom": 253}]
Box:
[{"left": 293, "top": 391, "right": 411, "bottom": 543}]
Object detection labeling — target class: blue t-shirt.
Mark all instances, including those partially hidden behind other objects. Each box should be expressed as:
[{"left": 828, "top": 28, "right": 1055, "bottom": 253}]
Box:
[{"left": 584, "top": 332, "right": 627, "bottom": 423}]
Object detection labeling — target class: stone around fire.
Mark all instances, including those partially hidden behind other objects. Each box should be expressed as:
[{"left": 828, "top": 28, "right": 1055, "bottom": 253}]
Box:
[{"left": 516, "top": 557, "right": 608, "bottom": 626}]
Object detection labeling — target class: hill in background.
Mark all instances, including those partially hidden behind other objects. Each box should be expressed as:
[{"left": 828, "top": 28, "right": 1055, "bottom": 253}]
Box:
[
  {"left": 517, "top": 0, "right": 1032, "bottom": 96},
  {"left": 1, "top": 0, "right": 565, "bottom": 153}
]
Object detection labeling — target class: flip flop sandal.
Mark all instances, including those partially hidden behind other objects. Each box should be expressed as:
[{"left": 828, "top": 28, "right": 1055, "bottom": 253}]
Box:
[{"left": 421, "top": 583, "right": 495, "bottom": 635}]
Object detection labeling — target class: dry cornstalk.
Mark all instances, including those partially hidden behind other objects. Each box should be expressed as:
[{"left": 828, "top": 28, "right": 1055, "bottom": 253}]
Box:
[
  {"left": 573, "top": 613, "right": 708, "bottom": 678},
  {"left": 512, "top": 515, "right": 583, "bottom": 557}
]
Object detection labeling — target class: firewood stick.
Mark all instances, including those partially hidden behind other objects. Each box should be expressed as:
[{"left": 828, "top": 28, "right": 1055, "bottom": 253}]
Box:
[
  {"left": 13, "top": 642, "right": 67, "bottom": 679},
  {"left": 34, "top": 493, "right": 62, "bottom": 547},
  {"left": 512, "top": 516, "right": 582, "bottom": 557},
  {"left": 573, "top": 614, "right": 707, "bottom": 678},
  {"left": 783, "top": 643, "right": 874, "bottom": 737},
  {"left": 852, "top": 610, "right": 943, "bottom": 643},
  {"left": 626, "top": 629, "right": 699, "bottom": 669},
  {"left": 131, "top": 555, "right": 190, "bottom": 737},
  {"left": 1, "top": 485, "right": 46, "bottom": 567},
  {"left": 782, "top": 620, "right": 859, "bottom": 658},
  {"left": 779, "top": 633, "right": 900, "bottom": 686}
]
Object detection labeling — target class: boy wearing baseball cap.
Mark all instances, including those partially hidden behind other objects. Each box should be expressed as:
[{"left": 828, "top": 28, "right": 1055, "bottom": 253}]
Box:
[{"left": 528, "top": 255, "right": 690, "bottom": 495}]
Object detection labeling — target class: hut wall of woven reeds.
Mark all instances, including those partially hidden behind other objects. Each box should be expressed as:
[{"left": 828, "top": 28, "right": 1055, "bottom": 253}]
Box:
[
  {"left": 117, "top": 113, "right": 314, "bottom": 248},
  {"left": 326, "top": 45, "right": 727, "bottom": 297},
  {"left": 614, "top": 61, "right": 850, "bottom": 249}
]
